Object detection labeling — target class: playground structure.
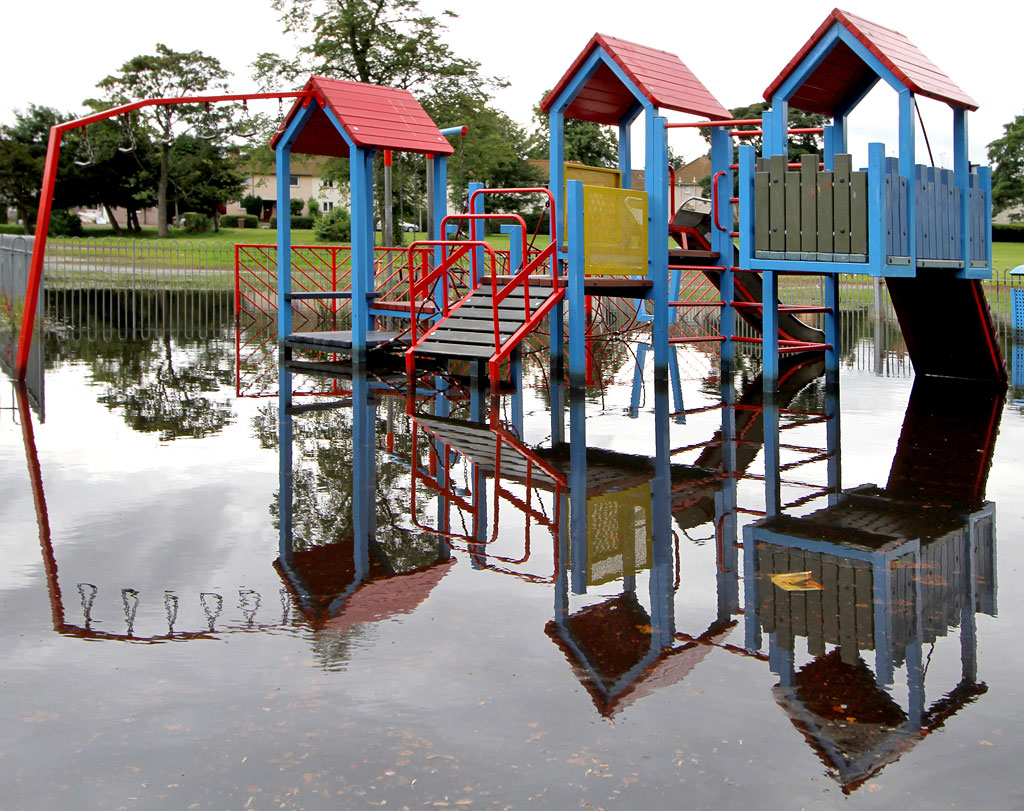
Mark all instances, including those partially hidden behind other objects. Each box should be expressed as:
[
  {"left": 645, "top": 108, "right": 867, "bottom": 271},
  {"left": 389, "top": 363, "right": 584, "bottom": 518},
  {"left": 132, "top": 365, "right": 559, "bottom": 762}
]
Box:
[{"left": 13, "top": 9, "right": 1008, "bottom": 397}]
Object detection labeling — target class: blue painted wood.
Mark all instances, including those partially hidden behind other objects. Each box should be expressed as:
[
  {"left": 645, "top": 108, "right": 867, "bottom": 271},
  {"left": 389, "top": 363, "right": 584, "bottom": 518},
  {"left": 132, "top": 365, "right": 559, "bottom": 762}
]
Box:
[
  {"left": 738, "top": 144, "right": 756, "bottom": 272},
  {"left": 823, "top": 123, "right": 835, "bottom": 171},
  {"left": 567, "top": 180, "right": 587, "bottom": 389},
  {"left": 276, "top": 145, "right": 292, "bottom": 341},
  {"left": 824, "top": 274, "right": 840, "bottom": 378},
  {"left": 954, "top": 108, "right": 971, "bottom": 270},
  {"left": 712, "top": 127, "right": 736, "bottom": 364},
  {"left": 568, "top": 389, "right": 588, "bottom": 594},
  {"left": 647, "top": 115, "right": 670, "bottom": 380},
  {"left": 884, "top": 157, "right": 899, "bottom": 259},
  {"left": 762, "top": 270, "right": 779, "bottom": 386},
  {"left": 349, "top": 147, "right": 373, "bottom": 357},
  {"left": 764, "top": 102, "right": 788, "bottom": 159},
  {"left": 549, "top": 110, "right": 565, "bottom": 255},
  {"left": 980, "top": 165, "right": 993, "bottom": 270},
  {"left": 618, "top": 121, "right": 631, "bottom": 189},
  {"left": 899, "top": 91, "right": 917, "bottom": 269},
  {"left": 469, "top": 181, "right": 484, "bottom": 286},
  {"left": 431, "top": 155, "right": 448, "bottom": 314}
]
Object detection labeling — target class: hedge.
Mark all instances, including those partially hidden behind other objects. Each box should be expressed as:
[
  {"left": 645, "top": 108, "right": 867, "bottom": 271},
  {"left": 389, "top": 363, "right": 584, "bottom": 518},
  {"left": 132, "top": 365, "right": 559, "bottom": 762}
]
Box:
[
  {"left": 222, "top": 214, "right": 260, "bottom": 229},
  {"left": 993, "top": 223, "right": 1024, "bottom": 243},
  {"left": 269, "top": 216, "right": 315, "bottom": 230}
]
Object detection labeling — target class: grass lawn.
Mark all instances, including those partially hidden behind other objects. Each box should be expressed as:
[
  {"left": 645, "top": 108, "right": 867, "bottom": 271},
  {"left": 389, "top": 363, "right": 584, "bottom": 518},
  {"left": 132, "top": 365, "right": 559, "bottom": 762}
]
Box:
[{"left": 992, "top": 242, "right": 1024, "bottom": 271}]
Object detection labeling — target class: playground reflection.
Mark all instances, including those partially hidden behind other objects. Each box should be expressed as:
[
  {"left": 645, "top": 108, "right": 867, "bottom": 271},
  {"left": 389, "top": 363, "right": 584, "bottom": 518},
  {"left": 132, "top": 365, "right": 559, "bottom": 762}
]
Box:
[
  {"left": 12, "top": 337, "right": 1007, "bottom": 796},
  {"left": 266, "top": 348, "right": 1004, "bottom": 794}
]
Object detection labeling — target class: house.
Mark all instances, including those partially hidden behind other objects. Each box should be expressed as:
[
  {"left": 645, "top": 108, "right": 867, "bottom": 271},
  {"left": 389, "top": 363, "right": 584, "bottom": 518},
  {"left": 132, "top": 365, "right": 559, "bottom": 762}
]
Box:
[{"left": 225, "top": 155, "right": 348, "bottom": 221}]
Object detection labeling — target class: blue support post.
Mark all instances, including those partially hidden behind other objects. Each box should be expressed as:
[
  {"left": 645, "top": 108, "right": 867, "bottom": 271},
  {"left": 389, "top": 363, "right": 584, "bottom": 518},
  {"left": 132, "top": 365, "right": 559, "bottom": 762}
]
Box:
[
  {"left": 469, "top": 181, "right": 485, "bottom": 284},
  {"left": 822, "top": 123, "right": 836, "bottom": 171},
  {"left": 953, "top": 108, "right": 971, "bottom": 273},
  {"left": 980, "top": 165, "right": 993, "bottom": 271},
  {"left": 763, "top": 392, "right": 781, "bottom": 518},
  {"left": 568, "top": 387, "right": 588, "bottom": 594},
  {"left": 742, "top": 524, "right": 761, "bottom": 652},
  {"left": 898, "top": 91, "right": 917, "bottom": 272},
  {"left": 276, "top": 145, "right": 292, "bottom": 341},
  {"left": 502, "top": 224, "right": 524, "bottom": 272},
  {"left": 431, "top": 155, "right": 449, "bottom": 301},
  {"left": 650, "top": 377, "right": 674, "bottom": 646},
  {"left": 762, "top": 270, "right": 779, "bottom": 387},
  {"left": 764, "top": 103, "right": 789, "bottom": 159},
  {"left": 712, "top": 127, "right": 735, "bottom": 364},
  {"left": 868, "top": 143, "right": 887, "bottom": 274},
  {"left": 646, "top": 114, "right": 670, "bottom": 381},
  {"left": 618, "top": 121, "right": 632, "bottom": 189},
  {"left": 567, "top": 180, "right": 587, "bottom": 389},
  {"left": 351, "top": 370, "right": 373, "bottom": 581},
  {"left": 277, "top": 365, "right": 294, "bottom": 564},
  {"left": 738, "top": 144, "right": 756, "bottom": 272},
  {"left": 716, "top": 372, "right": 739, "bottom": 618},
  {"left": 628, "top": 343, "right": 649, "bottom": 418},
  {"left": 349, "top": 146, "right": 374, "bottom": 360},
  {"left": 824, "top": 273, "right": 840, "bottom": 378}
]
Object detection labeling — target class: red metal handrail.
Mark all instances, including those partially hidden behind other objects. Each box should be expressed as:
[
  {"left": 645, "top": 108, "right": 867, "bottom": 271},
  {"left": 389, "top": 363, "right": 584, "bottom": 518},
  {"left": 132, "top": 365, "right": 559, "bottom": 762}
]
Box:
[{"left": 712, "top": 171, "right": 729, "bottom": 232}]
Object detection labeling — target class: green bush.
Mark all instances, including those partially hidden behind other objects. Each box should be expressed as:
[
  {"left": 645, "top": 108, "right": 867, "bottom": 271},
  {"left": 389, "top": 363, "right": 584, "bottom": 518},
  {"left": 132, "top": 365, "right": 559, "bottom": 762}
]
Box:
[
  {"left": 313, "top": 207, "right": 351, "bottom": 242},
  {"left": 307, "top": 197, "right": 320, "bottom": 218},
  {"left": 180, "top": 212, "right": 210, "bottom": 233},
  {"left": 290, "top": 198, "right": 305, "bottom": 216},
  {"left": 993, "top": 223, "right": 1024, "bottom": 243},
  {"left": 241, "top": 195, "right": 263, "bottom": 217},
  {"left": 222, "top": 214, "right": 260, "bottom": 229},
  {"left": 269, "top": 216, "right": 316, "bottom": 230},
  {"left": 521, "top": 209, "right": 550, "bottom": 236},
  {"left": 48, "top": 209, "right": 83, "bottom": 237}
]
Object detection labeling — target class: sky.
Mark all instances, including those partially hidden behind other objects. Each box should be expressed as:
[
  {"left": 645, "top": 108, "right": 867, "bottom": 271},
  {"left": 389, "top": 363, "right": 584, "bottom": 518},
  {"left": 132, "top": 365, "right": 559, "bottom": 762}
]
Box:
[{"left": 4, "top": 0, "right": 1022, "bottom": 170}]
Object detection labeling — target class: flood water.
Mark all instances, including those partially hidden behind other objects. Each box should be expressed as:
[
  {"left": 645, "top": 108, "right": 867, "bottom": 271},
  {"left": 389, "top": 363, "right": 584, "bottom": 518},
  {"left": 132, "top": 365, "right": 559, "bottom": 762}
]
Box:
[{"left": 2, "top": 297, "right": 1023, "bottom": 810}]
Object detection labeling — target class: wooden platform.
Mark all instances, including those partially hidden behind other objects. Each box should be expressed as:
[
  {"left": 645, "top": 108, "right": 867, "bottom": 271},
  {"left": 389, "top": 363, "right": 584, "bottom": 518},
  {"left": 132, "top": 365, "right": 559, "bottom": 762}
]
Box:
[{"left": 285, "top": 330, "right": 406, "bottom": 352}]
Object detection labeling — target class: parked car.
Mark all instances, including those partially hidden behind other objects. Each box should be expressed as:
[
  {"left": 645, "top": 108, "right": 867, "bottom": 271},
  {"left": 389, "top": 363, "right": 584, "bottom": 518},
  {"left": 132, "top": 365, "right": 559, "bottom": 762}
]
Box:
[{"left": 400, "top": 222, "right": 417, "bottom": 232}]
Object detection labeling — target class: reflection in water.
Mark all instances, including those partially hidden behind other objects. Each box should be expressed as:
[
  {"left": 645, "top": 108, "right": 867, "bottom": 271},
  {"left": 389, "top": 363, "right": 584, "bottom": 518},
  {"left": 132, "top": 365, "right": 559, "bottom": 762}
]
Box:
[
  {"left": 744, "top": 376, "right": 1002, "bottom": 792},
  {"left": 11, "top": 315, "right": 1012, "bottom": 800}
]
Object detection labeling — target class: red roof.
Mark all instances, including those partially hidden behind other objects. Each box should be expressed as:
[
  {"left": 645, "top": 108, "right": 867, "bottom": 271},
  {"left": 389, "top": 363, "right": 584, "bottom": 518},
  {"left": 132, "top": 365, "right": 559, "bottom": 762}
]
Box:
[
  {"left": 763, "top": 9, "right": 977, "bottom": 114},
  {"left": 541, "top": 34, "right": 730, "bottom": 124},
  {"left": 271, "top": 76, "right": 455, "bottom": 158}
]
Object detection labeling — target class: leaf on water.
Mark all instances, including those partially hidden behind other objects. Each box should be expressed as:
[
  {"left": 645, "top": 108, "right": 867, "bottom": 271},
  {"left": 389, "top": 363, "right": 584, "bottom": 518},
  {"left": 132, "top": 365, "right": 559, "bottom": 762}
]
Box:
[{"left": 771, "top": 571, "right": 823, "bottom": 591}]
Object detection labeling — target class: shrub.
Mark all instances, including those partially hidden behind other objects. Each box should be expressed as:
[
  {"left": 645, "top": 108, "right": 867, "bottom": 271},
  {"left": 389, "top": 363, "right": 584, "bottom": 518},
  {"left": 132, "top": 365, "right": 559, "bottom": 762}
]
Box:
[
  {"left": 521, "top": 208, "right": 550, "bottom": 236},
  {"left": 307, "top": 197, "right": 320, "bottom": 218},
  {"left": 993, "top": 223, "right": 1024, "bottom": 243},
  {"left": 290, "top": 197, "right": 305, "bottom": 216},
  {"left": 269, "top": 216, "right": 316, "bottom": 230},
  {"left": 313, "top": 207, "right": 351, "bottom": 242},
  {"left": 241, "top": 194, "right": 263, "bottom": 217},
  {"left": 223, "top": 214, "right": 260, "bottom": 229},
  {"left": 181, "top": 212, "right": 210, "bottom": 233},
  {"left": 48, "top": 209, "right": 83, "bottom": 237}
]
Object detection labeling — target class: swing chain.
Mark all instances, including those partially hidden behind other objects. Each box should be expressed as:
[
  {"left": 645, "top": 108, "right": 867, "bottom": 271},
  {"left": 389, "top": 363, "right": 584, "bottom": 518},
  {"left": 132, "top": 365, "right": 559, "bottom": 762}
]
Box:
[
  {"left": 164, "top": 590, "right": 179, "bottom": 634},
  {"left": 121, "top": 587, "right": 139, "bottom": 635},
  {"left": 200, "top": 591, "right": 223, "bottom": 631},
  {"left": 234, "top": 99, "right": 258, "bottom": 139},
  {"left": 73, "top": 126, "right": 95, "bottom": 167},
  {"left": 78, "top": 582, "right": 97, "bottom": 628},
  {"left": 197, "top": 102, "right": 219, "bottom": 141},
  {"left": 238, "top": 588, "right": 261, "bottom": 626},
  {"left": 117, "top": 114, "right": 136, "bottom": 154}
]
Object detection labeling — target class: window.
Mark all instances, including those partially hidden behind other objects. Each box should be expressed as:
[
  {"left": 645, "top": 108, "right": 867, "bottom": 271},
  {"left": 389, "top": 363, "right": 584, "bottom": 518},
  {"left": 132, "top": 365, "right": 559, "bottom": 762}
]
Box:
[
  {"left": 323, "top": 201, "right": 334, "bottom": 212},
  {"left": 321, "top": 178, "right": 334, "bottom": 188},
  {"left": 289, "top": 174, "right": 299, "bottom": 187}
]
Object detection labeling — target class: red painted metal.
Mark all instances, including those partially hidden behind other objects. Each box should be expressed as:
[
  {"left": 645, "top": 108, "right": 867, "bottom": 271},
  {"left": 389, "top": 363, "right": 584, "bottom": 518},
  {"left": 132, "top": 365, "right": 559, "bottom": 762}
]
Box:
[
  {"left": 468, "top": 188, "right": 557, "bottom": 251},
  {"left": 541, "top": 33, "right": 730, "bottom": 124},
  {"left": 14, "top": 90, "right": 311, "bottom": 382},
  {"left": 763, "top": 9, "right": 977, "bottom": 113},
  {"left": 667, "top": 119, "right": 762, "bottom": 129},
  {"left": 668, "top": 164, "right": 676, "bottom": 218}
]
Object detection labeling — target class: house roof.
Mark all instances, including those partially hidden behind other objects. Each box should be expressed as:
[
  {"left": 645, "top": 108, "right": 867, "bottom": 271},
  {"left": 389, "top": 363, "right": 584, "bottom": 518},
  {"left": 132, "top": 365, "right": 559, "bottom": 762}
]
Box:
[
  {"left": 763, "top": 9, "right": 977, "bottom": 114},
  {"left": 541, "top": 34, "right": 730, "bottom": 124},
  {"left": 271, "top": 76, "right": 455, "bottom": 158}
]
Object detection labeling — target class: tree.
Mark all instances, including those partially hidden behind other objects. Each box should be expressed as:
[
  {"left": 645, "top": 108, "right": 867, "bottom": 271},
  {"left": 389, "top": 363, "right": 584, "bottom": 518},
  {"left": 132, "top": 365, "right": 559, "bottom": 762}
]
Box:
[
  {"left": 988, "top": 112, "right": 1024, "bottom": 215},
  {"left": 98, "top": 44, "right": 230, "bottom": 237},
  {"left": 254, "top": 0, "right": 500, "bottom": 102},
  {"left": 527, "top": 92, "right": 619, "bottom": 168},
  {"left": 699, "top": 102, "right": 827, "bottom": 158},
  {"left": 166, "top": 135, "right": 245, "bottom": 231}
]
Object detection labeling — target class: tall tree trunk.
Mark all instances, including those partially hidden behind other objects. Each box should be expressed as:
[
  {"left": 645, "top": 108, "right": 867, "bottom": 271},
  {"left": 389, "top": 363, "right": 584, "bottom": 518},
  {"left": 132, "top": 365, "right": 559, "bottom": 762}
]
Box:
[
  {"left": 129, "top": 208, "right": 141, "bottom": 233},
  {"left": 157, "top": 140, "right": 170, "bottom": 237},
  {"left": 19, "top": 205, "right": 31, "bottom": 235},
  {"left": 103, "top": 203, "right": 123, "bottom": 235}
]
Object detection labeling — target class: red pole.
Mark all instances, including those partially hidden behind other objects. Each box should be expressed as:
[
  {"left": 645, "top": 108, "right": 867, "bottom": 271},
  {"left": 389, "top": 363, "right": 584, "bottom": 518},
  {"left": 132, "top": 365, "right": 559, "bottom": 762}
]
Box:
[{"left": 14, "top": 126, "right": 62, "bottom": 380}]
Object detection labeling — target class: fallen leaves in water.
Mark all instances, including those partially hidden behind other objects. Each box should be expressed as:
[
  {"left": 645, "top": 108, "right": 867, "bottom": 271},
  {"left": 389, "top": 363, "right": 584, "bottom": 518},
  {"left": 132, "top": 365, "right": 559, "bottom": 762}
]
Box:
[{"left": 770, "top": 571, "right": 823, "bottom": 592}]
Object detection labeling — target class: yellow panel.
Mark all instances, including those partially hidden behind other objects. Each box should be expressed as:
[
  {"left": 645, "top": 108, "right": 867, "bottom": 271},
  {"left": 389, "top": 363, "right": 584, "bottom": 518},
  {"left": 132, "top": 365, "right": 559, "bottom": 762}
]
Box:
[
  {"left": 583, "top": 482, "right": 652, "bottom": 587},
  {"left": 583, "top": 186, "right": 648, "bottom": 276},
  {"left": 565, "top": 162, "right": 621, "bottom": 189}
]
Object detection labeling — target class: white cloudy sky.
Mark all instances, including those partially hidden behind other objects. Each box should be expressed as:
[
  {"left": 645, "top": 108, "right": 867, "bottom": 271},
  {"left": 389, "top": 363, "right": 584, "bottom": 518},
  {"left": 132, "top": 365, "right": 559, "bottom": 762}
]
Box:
[{"left": 4, "top": 0, "right": 1021, "bottom": 168}]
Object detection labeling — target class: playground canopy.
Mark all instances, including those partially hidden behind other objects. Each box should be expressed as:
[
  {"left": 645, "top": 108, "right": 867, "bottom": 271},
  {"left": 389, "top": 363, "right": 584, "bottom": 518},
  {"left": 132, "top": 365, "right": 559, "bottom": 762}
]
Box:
[
  {"left": 762, "top": 7, "right": 977, "bottom": 114},
  {"left": 540, "top": 33, "right": 730, "bottom": 123},
  {"left": 270, "top": 76, "right": 456, "bottom": 157}
]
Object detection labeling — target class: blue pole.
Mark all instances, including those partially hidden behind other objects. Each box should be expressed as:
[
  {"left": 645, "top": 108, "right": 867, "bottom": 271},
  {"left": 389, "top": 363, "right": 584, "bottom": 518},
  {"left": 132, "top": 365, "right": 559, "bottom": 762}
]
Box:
[
  {"left": 712, "top": 127, "right": 735, "bottom": 366},
  {"left": 567, "top": 180, "right": 586, "bottom": 389},
  {"left": 762, "top": 270, "right": 779, "bottom": 387},
  {"left": 276, "top": 144, "right": 292, "bottom": 342},
  {"left": 349, "top": 147, "right": 372, "bottom": 360},
  {"left": 646, "top": 114, "right": 669, "bottom": 381}
]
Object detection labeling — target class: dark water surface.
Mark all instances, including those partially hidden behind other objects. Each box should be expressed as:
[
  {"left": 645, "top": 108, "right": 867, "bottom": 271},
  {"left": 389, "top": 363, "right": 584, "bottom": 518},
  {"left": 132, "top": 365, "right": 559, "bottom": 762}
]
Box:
[{"left": 2, "top": 315, "right": 1023, "bottom": 810}]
